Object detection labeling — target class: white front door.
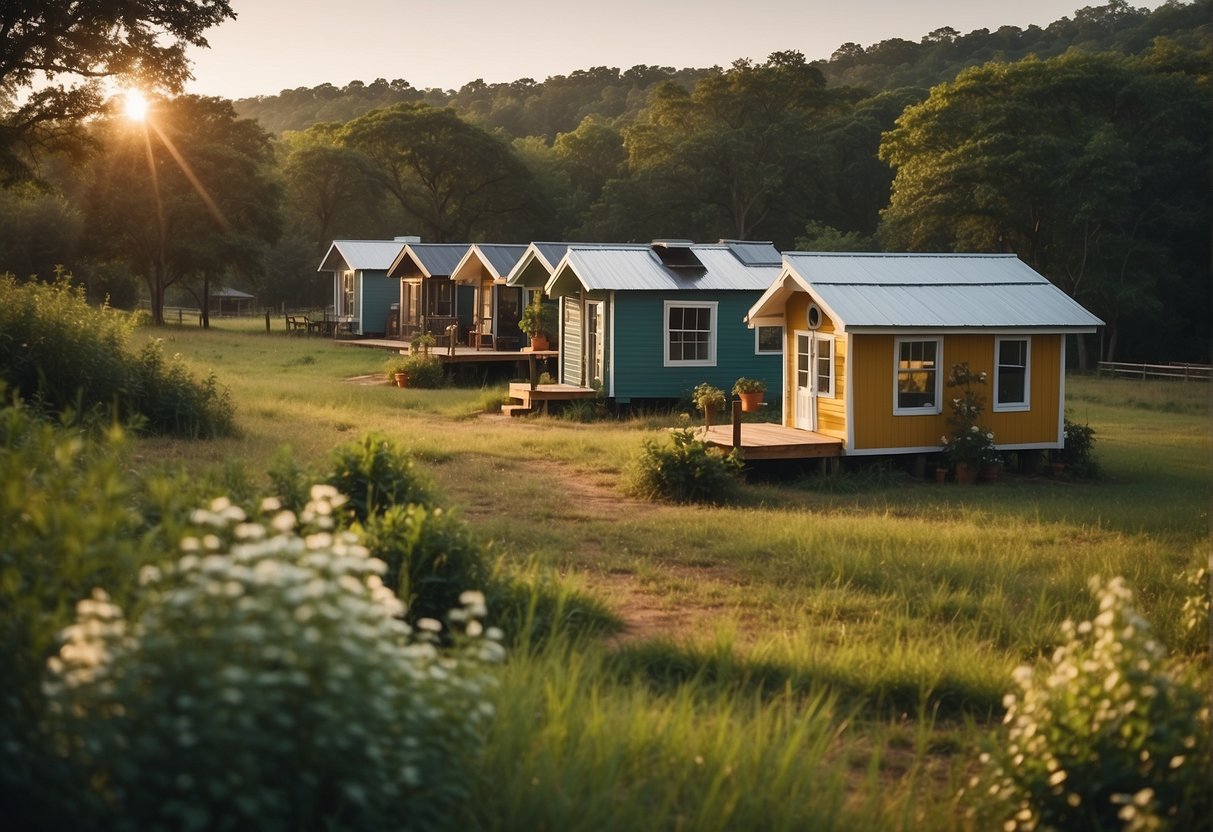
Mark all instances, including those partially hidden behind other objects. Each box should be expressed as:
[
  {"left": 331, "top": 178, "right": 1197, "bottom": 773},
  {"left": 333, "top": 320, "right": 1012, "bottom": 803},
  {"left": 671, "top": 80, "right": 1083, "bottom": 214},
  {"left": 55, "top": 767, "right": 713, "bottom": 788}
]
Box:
[{"left": 795, "top": 331, "right": 815, "bottom": 431}]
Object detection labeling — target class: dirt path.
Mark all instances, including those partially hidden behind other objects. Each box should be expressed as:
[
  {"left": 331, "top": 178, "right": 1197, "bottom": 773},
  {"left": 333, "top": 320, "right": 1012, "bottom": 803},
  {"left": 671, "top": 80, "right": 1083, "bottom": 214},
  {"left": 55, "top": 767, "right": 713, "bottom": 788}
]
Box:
[{"left": 444, "top": 445, "right": 737, "bottom": 646}]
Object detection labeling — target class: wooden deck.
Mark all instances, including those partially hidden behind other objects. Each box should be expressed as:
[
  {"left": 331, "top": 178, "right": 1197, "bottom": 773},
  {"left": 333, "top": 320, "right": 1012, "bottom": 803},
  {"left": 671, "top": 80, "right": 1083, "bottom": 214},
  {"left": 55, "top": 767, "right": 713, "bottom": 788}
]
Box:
[
  {"left": 503, "top": 382, "right": 597, "bottom": 416},
  {"left": 697, "top": 423, "right": 843, "bottom": 460},
  {"left": 335, "top": 339, "right": 558, "bottom": 365}
]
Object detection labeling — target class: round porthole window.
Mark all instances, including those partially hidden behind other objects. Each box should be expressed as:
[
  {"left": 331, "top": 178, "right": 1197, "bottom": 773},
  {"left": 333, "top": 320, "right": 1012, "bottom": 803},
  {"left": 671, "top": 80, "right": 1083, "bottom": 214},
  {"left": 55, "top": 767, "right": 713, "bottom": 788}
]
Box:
[{"left": 806, "top": 303, "right": 822, "bottom": 330}]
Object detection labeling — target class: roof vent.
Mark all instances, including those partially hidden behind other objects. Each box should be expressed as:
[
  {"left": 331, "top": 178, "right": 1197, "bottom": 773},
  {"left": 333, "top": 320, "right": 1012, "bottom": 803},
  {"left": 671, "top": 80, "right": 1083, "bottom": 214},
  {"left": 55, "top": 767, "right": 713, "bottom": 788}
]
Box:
[{"left": 394, "top": 235, "right": 421, "bottom": 243}]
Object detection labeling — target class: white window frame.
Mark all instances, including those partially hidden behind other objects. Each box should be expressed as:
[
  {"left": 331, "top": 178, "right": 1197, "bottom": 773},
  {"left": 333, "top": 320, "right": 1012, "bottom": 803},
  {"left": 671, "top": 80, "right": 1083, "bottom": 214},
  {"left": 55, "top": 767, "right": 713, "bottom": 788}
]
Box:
[
  {"left": 893, "top": 336, "right": 942, "bottom": 416},
  {"left": 993, "top": 336, "right": 1031, "bottom": 412},
  {"left": 663, "top": 300, "right": 717, "bottom": 367},
  {"left": 754, "top": 325, "right": 783, "bottom": 355},
  {"left": 815, "top": 333, "right": 834, "bottom": 398}
]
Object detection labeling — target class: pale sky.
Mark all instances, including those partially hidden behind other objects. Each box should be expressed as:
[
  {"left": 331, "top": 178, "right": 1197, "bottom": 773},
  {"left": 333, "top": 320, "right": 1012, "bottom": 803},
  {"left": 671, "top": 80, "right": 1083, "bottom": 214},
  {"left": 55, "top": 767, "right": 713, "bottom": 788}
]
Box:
[{"left": 185, "top": 0, "right": 1164, "bottom": 99}]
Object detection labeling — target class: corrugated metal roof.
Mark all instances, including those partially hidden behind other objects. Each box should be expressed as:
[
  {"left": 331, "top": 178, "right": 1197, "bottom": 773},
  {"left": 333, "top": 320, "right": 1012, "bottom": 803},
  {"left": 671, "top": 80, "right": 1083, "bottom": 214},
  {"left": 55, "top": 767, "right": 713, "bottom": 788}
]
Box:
[
  {"left": 317, "top": 239, "right": 405, "bottom": 272},
  {"left": 395, "top": 243, "right": 469, "bottom": 278},
  {"left": 778, "top": 253, "right": 1102, "bottom": 330},
  {"left": 548, "top": 243, "right": 781, "bottom": 296},
  {"left": 474, "top": 244, "right": 528, "bottom": 278}
]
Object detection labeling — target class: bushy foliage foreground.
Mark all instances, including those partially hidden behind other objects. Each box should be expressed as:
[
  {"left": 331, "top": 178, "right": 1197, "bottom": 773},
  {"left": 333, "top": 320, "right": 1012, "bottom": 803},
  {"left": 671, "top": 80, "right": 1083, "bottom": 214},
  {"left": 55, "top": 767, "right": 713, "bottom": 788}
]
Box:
[
  {"left": 626, "top": 427, "right": 744, "bottom": 504},
  {"left": 43, "top": 490, "right": 503, "bottom": 831},
  {"left": 1, "top": 414, "right": 507, "bottom": 831},
  {"left": 0, "top": 275, "right": 234, "bottom": 437},
  {"left": 965, "top": 576, "right": 1210, "bottom": 832}
]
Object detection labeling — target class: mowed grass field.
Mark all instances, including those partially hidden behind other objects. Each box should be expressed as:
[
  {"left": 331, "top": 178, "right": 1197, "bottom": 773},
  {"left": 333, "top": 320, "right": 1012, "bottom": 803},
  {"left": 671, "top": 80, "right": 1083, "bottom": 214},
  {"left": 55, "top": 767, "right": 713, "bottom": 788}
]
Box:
[{"left": 137, "top": 320, "right": 1210, "bottom": 829}]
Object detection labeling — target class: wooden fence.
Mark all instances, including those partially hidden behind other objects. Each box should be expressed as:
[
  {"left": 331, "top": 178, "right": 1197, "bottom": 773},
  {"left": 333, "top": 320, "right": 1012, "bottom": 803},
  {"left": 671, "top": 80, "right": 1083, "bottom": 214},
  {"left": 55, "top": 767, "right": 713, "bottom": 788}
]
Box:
[{"left": 1096, "top": 361, "right": 1211, "bottom": 382}]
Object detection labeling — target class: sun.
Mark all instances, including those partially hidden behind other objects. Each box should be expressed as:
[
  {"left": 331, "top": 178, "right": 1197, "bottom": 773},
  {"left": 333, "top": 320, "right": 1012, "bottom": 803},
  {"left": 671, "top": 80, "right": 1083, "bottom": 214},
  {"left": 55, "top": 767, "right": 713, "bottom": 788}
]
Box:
[{"left": 123, "top": 90, "right": 149, "bottom": 122}]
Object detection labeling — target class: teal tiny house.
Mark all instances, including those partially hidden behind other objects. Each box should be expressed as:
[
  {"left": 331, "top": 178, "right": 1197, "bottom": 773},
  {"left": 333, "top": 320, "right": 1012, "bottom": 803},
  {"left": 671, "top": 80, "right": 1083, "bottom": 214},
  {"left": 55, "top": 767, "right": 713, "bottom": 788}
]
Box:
[
  {"left": 544, "top": 241, "right": 784, "bottom": 403},
  {"left": 318, "top": 238, "right": 412, "bottom": 336}
]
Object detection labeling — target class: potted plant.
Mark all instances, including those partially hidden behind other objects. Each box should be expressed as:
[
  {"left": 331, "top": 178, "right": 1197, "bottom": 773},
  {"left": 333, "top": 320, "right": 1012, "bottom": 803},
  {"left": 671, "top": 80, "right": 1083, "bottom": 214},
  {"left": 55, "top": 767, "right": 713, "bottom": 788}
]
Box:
[
  {"left": 732, "top": 377, "right": 767, "bottom": 412},
  {"left": 384, "top": 357, "right": 409, "bottom": 388},
  {"left": 940, "top": 362, "right": 996, "bottom": 485},
  {"left": 519, "top": 299, "right": 555, "bottom": 351},
  {"left": 410, "top": 332, "right": 436, "bottom": 355},
  {"left": 692, "top": 383, "right": 726, "bottom": 430}
]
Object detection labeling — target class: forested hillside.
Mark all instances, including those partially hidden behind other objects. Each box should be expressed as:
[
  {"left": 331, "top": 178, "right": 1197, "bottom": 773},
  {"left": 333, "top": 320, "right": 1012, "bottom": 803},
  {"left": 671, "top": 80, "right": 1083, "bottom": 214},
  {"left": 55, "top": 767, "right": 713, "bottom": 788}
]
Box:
[{"left": 233, "top": 0, "right": 1210, "bottom": 138}]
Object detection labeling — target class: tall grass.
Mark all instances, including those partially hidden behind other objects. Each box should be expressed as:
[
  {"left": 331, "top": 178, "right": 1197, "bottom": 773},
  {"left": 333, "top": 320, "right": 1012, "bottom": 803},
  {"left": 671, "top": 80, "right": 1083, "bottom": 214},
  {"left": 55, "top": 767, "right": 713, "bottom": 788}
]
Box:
[{"left": 121, "top": 326, "right": 1209, "bottom": 829}]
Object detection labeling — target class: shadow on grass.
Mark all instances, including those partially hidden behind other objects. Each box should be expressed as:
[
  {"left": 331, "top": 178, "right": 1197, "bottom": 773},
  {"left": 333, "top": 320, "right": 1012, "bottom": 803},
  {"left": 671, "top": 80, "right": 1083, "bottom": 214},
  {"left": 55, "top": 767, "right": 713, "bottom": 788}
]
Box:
[{"left": 606, "top": 639, "right": 1004, "bottom": 721}]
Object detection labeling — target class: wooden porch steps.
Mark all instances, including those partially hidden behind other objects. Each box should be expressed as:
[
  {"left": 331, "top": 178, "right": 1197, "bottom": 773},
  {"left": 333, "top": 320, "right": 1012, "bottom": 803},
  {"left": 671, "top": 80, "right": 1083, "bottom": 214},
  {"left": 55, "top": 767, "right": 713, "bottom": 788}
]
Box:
[
  {"left": 503, "top": 382, "right": 597, "bottom": 416},
  {"left": 501, "top": 404, "right": 532, "bottom": 417}
]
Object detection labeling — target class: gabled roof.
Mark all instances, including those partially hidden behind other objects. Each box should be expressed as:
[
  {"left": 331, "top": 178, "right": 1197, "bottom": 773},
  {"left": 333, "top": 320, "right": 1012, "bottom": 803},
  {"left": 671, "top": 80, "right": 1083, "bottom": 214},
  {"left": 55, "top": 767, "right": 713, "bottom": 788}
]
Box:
[
  {"left": 545, "top": 242, "right": 782, "bottom": 298},
  {"left": 746, "top": 253, "right": 1103, "bottom": 332},
  {"left": 450, "top": 244, "right": 528, "bottom": 284},
  {"left": 505, "top": 242, "right": 592, "bottom": 289},
  {"left": 387, "top": 243, "right": 469, "bottom": 279},
  {"left": 317, "top": 240, "right": 406, "bottom": 273},
  {"left": 210, "top": 287, "right": 255, "bottom": 299}
]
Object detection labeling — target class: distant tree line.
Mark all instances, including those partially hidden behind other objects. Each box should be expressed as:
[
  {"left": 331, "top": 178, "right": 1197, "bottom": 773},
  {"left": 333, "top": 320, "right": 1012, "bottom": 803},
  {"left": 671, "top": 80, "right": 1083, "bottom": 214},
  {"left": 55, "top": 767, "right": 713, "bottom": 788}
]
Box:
[{"left": 0, "top": 0, "right": 1208, "bottom": 362}]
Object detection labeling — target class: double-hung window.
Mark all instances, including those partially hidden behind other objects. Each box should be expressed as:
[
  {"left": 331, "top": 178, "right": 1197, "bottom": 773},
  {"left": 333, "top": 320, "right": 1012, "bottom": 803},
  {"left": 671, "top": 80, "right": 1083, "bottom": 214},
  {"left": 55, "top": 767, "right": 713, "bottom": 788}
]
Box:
[
  {"left": 664, "top": 301, "right": 717, "bottom": 366},
  {"left": 342, "top": 272, "right": 356, "bottom": 317},
  {"left": 894, "top": 337, "right": 941, "bottom": 414},
  {"left": 815, "top": 335, "right": 833, "bottom": 396},
  {"left": 994, "top": 337, "right": 1031, "bottom": 411}
]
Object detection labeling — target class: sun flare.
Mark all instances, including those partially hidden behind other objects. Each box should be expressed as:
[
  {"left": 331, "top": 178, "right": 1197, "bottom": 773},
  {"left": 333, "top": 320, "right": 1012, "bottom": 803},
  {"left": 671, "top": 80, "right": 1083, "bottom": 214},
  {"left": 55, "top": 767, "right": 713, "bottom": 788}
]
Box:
[{"left": 124, "top": 90, "right": 149, "bottom": 122}]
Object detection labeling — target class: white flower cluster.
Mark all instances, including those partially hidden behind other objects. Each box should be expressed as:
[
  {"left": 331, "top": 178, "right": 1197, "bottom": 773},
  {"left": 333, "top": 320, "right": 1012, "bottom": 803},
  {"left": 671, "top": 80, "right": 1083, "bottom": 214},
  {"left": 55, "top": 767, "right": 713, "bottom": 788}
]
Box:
[
  {"left": 964, "top": 576, "right": 1210, "bottom": 832},
  {"left": 44, "top": 485, "right": 503, "bottom": 829}
]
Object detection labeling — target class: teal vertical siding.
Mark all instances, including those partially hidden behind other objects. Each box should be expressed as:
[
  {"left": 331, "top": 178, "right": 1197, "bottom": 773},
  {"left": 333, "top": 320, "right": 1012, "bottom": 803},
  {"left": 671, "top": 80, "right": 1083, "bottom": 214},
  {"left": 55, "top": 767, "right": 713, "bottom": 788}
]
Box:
[
  {"left": 360, "top": 270, "right": 398, "bottom": 336},
  {"left": 610, "top": 291, "right": 780, "bottom": 401}
]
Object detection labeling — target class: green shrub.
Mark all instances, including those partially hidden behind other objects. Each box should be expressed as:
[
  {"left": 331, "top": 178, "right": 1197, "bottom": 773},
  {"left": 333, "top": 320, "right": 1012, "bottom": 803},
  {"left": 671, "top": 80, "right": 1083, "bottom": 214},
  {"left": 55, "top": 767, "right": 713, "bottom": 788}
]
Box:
[
  {"left": 964, "top": 576, "right": 1210, "bottom": 832},
  {"left": 1059, "top": 416, "right": 1099, "bottom": 478},
  {"left": 0, "top": 275, "right": 234, "bottom": 437},
  {"left": 42, "top": 491, "right": 503, "bottom": 832},
  {"left": 401, "top": 353, "right": 445, "bottom": 388},
  {"left": 0, "top": 398, "right": 154, "bottom": 827},
  {"left": 362, "top": 503, "right": 490, "bottom": 624},
  {"left": 626, "top": 427, "right": 744, "bottom": 504},
  {"left": 326, "top": 433, "right": 432, "bottom": 522}
]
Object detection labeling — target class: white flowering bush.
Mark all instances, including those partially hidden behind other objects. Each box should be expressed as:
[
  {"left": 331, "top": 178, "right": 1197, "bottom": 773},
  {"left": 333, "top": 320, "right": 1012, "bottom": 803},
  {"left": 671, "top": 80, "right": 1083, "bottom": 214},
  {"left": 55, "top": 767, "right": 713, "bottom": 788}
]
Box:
[
  {"left": 43, "top": 486, "right": 503, "bottom": 832},
  {"left": 965, "top": 576, "right": 1210, "bottom": 832}
]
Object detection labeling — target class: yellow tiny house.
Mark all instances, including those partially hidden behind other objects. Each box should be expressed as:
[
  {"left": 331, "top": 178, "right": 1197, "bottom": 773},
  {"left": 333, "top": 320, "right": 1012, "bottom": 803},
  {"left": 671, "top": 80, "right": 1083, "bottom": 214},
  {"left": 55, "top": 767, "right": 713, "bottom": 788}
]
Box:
[{"left": 747, "top": 253, "right": 1103, "bottom": 457}]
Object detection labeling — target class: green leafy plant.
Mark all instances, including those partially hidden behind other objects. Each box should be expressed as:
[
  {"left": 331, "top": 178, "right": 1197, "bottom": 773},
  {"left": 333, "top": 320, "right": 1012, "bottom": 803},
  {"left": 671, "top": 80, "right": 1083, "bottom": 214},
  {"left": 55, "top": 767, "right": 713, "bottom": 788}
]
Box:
[
  {"left": 362, "top": 503, "right": 491, "bottom": 625},
  {"left": 326, "top": 433, "right": 432, "bottom": 522},
  {"left": 626, "top": 427, "right": 744, "bottom": 504},
  {"left": 732, "top": 377, "right": 766, "bottom": 395},
  {"left": 691, "top": 383, "right": 726, "bottom": 428},
  {"left": 1058, "top": 416, "right": 1099, "bottom": 478},
  {"left": 941, "top": 362, "right": 997, "bottom": 466},
  {"left": 964, "top": 576, "right": 1211, "bottom": 832},
  {"left": 410, "top": 332, "right": 437, "bottom": 353},
  {"left": 42, "top": 489, "right": 504, "bottom": 831},
  {"left": 401, "top": 353, "right": 444, "bottom": 388},
  {"left": 519, "top": 299, "right": 555, "bottom": 339}
]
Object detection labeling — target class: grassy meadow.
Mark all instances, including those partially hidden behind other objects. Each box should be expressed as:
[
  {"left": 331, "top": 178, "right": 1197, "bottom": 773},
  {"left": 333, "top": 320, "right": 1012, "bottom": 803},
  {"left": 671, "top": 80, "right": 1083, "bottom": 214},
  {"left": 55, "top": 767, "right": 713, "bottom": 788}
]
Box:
[{"left": 132, "top": 320, "right": 1210, "bottom": 829}]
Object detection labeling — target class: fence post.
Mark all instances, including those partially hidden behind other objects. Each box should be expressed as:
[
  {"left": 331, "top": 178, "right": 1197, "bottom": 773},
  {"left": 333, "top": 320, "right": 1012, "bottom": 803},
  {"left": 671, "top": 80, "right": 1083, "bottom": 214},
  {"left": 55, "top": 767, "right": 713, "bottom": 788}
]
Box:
[
  {"left": 732, "top": 399, "right": 742, "bottom": 450},
  {"left": 265, "top": 310, "right": 271, "bottom": 334}
]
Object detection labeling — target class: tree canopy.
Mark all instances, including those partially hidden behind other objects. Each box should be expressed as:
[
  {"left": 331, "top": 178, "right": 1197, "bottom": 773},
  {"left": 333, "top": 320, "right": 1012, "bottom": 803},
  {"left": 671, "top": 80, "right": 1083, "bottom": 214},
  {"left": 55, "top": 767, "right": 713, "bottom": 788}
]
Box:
[
  {"left": 879, "top": 46, "right": 1211, "bottom": 363},
  {"left": 82, "top": 95, "right": 280, "bottom": 325},
  {"left": 0, "top": 1, "right": 235, "bottom": 183}
]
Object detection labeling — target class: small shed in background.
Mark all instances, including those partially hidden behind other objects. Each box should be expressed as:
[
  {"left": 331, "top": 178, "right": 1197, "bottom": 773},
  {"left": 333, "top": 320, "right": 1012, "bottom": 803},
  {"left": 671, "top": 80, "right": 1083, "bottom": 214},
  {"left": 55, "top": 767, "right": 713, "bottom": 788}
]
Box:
[{"left": 209, "top": 287, "right": 256, "bottom": 317}]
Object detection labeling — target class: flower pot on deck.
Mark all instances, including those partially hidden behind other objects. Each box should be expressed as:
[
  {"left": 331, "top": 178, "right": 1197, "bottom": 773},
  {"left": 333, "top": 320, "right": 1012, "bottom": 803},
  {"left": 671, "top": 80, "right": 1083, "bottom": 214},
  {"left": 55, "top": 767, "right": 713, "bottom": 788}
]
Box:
[
  {"left": 530, "top": 335, "right": 549, "bottom": 351},
  {"left": 954, "top": 462, "right": 978, "bottom": 485},
  {"left": 934, "top": 467, "right": 948, "bottom": 484},
  {"left": 738, "top": 391, "right": 764, "bottom": 412},
  {"left": 980, "top": 464, "right": 1000, "bottom": 483}
]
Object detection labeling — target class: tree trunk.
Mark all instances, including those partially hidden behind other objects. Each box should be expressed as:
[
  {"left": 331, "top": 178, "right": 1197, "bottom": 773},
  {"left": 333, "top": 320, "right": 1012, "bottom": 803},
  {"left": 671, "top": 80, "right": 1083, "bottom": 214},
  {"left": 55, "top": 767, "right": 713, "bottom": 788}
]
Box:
[
  {"left": 1075, "top": 333, "right": 1089, "bottom": 371},
  {"left": 200, "top": 274, "right": 211, "bottom": 329}
]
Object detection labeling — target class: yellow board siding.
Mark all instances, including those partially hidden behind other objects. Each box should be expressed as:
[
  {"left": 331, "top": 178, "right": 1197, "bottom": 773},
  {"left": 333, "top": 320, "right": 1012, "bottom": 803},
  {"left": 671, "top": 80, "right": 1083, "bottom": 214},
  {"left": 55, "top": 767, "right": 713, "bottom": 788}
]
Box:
[
  {"left": 783, "top": 293, "right": 847, "bottom": 438},
  {"left": 851, "top": 333, "right": 1064, "bottom": 451}
]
